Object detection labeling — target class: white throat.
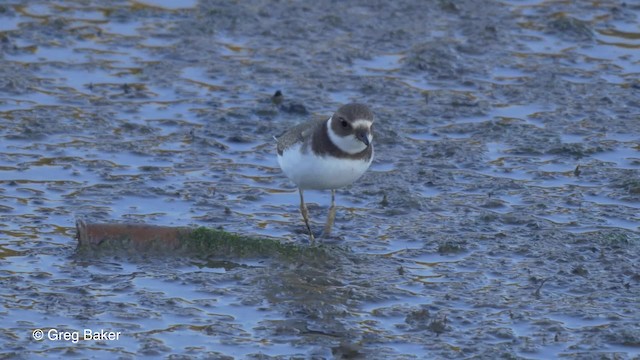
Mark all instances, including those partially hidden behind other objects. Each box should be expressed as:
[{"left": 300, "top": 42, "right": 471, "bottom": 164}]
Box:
[{"left": 326, "top": 117, "right": 371, "bottom": 155}]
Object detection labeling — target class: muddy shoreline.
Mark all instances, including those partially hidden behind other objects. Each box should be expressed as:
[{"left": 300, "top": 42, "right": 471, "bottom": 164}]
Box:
[{"left": 1, "top": 0, "right": 639, "bottom": 358}]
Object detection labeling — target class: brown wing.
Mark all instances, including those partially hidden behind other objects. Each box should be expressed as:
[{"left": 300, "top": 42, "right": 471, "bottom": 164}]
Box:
[{"left": 276, "top": 118, "right": 325, "bottom": 155}]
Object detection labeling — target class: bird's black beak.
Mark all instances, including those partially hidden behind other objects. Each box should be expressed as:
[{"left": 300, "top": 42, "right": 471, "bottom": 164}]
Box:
[{"left": 356, "top": 130, "right": 370, "bottom": 147}]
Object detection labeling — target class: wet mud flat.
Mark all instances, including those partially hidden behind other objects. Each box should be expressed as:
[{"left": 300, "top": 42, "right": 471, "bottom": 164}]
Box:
[{"left": 1, "top": 0, "right": 639, "bottom": 358}]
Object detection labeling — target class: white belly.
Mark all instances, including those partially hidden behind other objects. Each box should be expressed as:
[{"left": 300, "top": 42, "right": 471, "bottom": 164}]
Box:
[{"left": 277, "top": 143, "right": 373, "bottom": 190}]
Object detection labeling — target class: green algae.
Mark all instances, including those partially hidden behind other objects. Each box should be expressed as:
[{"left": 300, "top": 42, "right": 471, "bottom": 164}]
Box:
[{"left": 183, "top": 227, "right": 335, "bottom": 260}]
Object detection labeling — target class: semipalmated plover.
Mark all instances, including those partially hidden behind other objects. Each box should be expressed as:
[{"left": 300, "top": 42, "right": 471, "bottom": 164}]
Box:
[{"left": 276, "top": 103, "right": 374, "bottom": 242}]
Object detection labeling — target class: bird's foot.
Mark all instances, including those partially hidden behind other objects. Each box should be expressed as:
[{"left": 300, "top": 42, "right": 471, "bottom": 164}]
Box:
[{"left": 318, "top": 231, "right": 342, "bottom": 244}]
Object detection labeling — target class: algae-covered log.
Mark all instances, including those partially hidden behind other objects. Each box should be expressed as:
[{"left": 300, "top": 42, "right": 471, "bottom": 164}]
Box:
[{"left": 75, "top": 220, "right": 331, "bottom": 259}]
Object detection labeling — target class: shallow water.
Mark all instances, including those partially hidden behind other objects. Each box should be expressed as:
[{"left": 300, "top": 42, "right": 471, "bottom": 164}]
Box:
[{"left": 1, "top": 0, "right": 639, "bottom": 358}]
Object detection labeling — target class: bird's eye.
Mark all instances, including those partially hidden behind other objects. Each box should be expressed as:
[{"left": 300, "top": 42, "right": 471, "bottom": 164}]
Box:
[{"left": 340, "top": 119, "right": 349, "bottom": 128}]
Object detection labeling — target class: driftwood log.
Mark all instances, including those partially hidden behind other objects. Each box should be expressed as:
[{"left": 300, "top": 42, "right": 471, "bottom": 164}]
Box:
[
  {"left": 76, "top": 220, "right": 192, "bottom": 252},
  {"left": 74, "top": 220, "right": 333, "bottom": 259}
]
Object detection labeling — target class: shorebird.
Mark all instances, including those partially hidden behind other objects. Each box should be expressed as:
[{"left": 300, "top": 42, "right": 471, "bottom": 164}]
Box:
[{"left": 276, "top": 103, "right": 374, "bottom": 242}]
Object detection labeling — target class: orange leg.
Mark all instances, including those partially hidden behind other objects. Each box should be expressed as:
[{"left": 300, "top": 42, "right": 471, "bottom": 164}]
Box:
[
  {"left": 322, "top": 189, "right": 337, "bottom": 238},
  {"left": 299, "top": 189, "right": 315, "bottom": 243}
]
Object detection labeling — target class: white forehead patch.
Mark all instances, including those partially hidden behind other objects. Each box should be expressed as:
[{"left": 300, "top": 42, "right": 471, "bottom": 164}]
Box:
[{"left": 351, "top": 119, "right": 373, "bottom": 128}]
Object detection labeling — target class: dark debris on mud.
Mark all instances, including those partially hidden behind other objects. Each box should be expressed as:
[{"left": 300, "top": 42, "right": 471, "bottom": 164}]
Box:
[{"left": 0, "top": 0, "right": 639, "bottom": 358}]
